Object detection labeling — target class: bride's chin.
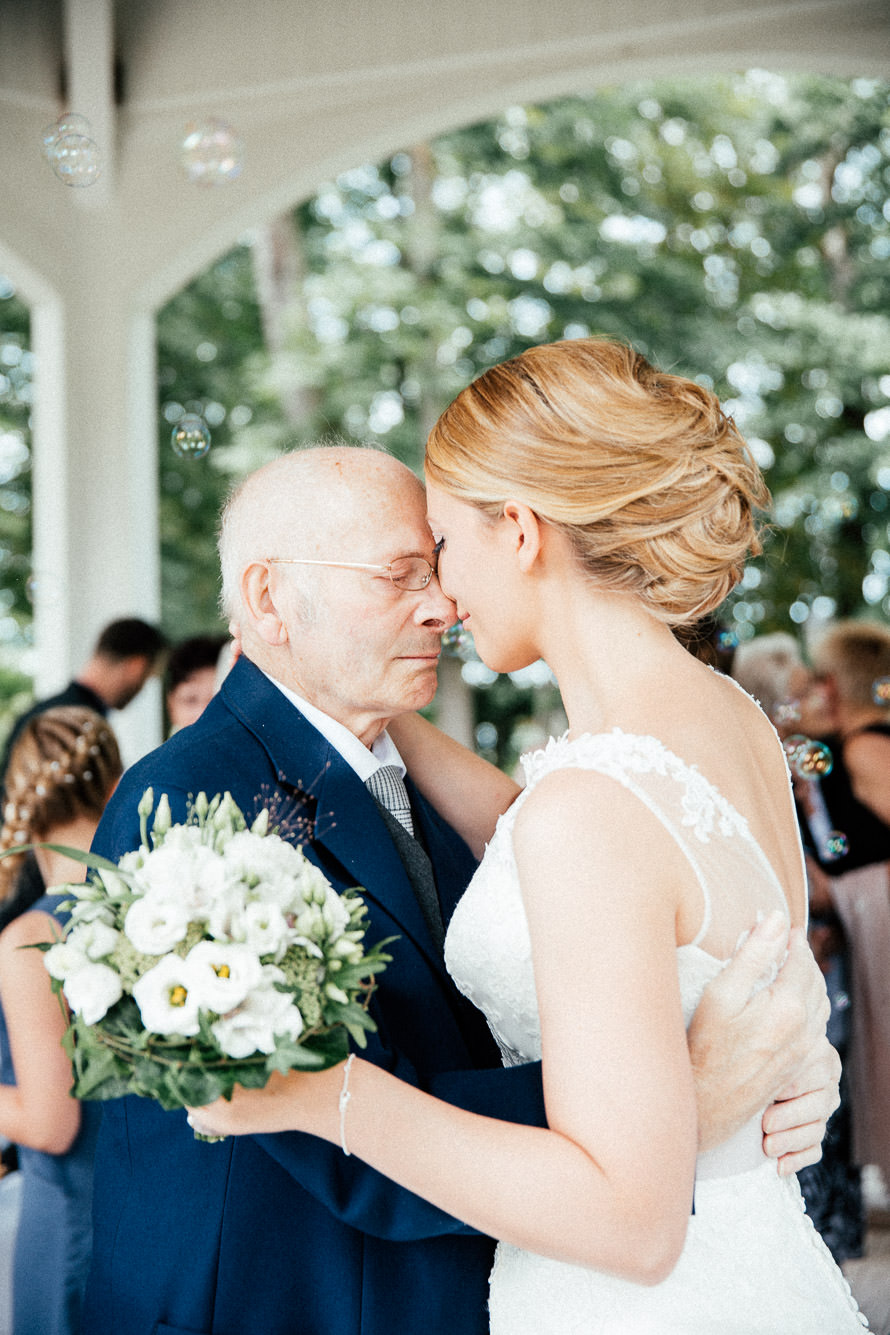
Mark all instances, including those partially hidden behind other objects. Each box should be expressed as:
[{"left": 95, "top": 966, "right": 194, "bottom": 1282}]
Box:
[{"left": 479, "top": 644, "right": 540, "bottom": 677}]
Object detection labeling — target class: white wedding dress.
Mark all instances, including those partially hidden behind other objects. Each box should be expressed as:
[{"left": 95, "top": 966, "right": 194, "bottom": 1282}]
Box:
[{"left": 444, "top": 730, "right": 870, "bottom": 1334}]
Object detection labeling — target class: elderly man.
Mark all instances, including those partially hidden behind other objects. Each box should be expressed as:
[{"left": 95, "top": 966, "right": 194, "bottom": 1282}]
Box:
[{"left": 82, "top": 446, "right": 837, "bottom": 1335}]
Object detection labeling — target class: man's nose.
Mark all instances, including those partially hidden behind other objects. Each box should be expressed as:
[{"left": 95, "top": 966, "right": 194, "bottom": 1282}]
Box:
[{"left": 416, "top": 572, "right": 457, "bottom": 627}]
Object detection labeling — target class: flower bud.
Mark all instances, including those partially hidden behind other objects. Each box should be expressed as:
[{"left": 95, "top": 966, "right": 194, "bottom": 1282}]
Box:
[{"left": 152, "top": 793, "right": 172, "bottom": 840}]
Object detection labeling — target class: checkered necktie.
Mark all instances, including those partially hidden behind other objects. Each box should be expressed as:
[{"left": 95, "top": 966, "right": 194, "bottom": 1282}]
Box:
[{"left": 364, "top": 765, "right": 415, "bottom": 836}]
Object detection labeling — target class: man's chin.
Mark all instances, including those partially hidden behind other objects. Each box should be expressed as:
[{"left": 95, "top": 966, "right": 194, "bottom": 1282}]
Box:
[{"left": 399, "top": 667, "right": 439, "bottom": 712}]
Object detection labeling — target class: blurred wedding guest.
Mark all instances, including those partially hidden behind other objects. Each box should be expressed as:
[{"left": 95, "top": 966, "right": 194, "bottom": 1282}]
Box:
[
  {"left": 790, "top": 620, "right": 890, "bottom": 1266},
  {"left": 0, "top": 707, "right": 122, "bottom": 1335},
  {"left": 731, "top": 631, "right": 803, "bottom": 726},
  {"left": 0, "top": 618, "right": 165, "bottom": 932},
  {"left": 164, "top": 634, "right": 228, "bottom": 734},
  {"left": 730, "top": 626, "right": 867, "bottom": 1263}
]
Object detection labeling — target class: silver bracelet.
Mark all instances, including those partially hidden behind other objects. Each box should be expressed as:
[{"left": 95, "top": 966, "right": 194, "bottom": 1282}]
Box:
[{"left": 338, "top": 1053, "right": 356, "bottom": 1156}]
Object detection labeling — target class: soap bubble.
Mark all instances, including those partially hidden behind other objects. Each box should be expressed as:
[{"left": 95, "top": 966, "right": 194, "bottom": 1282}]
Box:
[
  {"left": 872, "top": 676, "right": 890, "bottom": 705},
  {"left": 792, "top": 739, "right": 833, "bottom": 780},
  {"left": 42, "top": 113, "right": 92, "bottom": 160},
  {"left": 442, "top": 622, "right": 473, "bottom": 657},
  {"left": 180, "top": 120, "right": 243, "bottom": 186},
  {"left": 781, "top": 733, "right": 808, "bottom": 762},
  {"left": 25, "top": 571, "right": 64, "bottom": 608},
  {"left": 822, "top": 830, "right": 849, "bottom": 862},
  {"left": 171, "top": 413, "right": 211, "bottom": 459},
  {"left": 474, "top": 722, "right": 498, "bottom": 751},
  {"left": 773, "top": 698, "right": 801, "bottom": 727},
  {"left": 50, "top": 133, "right": 102, "bottom": 187}
]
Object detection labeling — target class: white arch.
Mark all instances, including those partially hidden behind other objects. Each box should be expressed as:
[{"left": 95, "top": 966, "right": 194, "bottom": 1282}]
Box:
[{"left": 0, "top": 0, "right": 886, "bottom": 758}]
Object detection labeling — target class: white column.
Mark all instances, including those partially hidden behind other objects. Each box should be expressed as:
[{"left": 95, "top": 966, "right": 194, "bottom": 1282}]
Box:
[{"left": 29, "top": 278, "right": 162, "bottom": 765}]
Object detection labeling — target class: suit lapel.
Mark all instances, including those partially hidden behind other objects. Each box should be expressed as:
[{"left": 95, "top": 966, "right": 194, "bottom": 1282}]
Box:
[{"left": 220, "top": 658, "right": 450, "bottom": 972}]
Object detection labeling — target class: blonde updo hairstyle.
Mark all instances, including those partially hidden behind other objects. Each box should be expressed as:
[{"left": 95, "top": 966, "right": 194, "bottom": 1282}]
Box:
[
  {"left": 426, "top": 338, "right": 769, "bottom": 626},
  {"left": 0, "top": 707, "right": 122, "bottom": 901}
]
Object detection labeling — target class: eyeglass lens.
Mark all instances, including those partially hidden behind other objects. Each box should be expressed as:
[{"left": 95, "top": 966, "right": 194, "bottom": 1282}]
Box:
[{"left": 390, "top": 557, "right": 434, "bottom": 590}]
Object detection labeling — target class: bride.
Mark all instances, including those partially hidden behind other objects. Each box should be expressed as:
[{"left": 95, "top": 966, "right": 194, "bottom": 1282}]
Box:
[{"left": 192, "top": 339, "right": 868, "bottom": 1331}]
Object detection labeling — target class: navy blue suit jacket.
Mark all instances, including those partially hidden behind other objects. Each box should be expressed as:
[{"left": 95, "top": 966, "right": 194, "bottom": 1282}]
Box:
[{"left": 81, "top": 657, "right": 546, "bottom": 1335}]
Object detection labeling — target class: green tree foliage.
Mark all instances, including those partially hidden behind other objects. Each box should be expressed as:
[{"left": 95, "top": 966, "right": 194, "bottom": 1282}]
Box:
[
  {"left": 0, "top": 281, "right": 33, "bottom": 654},
  {"left": 1, "top": 73, "right": 889, "bottom": 693},
  {"left": 157, "top": 72, "right": 889, "bottom": 644}
]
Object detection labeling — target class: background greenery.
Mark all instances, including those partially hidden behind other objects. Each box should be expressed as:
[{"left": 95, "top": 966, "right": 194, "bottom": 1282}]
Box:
[{"left": 1, "top": 71, "right": 888, "bottom": 756}]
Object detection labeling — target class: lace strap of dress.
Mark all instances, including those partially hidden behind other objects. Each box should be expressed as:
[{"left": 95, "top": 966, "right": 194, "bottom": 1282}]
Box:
[{"left": 519, "top": 730, "right": 788, "bottom": 958}]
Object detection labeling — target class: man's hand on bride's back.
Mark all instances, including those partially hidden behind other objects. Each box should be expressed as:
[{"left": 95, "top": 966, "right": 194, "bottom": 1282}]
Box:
[{"left": 687, "top": 913, "right": 838, "bottom": 1169}]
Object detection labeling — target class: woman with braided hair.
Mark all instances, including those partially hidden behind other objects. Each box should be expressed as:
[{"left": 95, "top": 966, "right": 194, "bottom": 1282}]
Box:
[{"left": 0, "top": 706, "right": 121, "bottom": 1335}]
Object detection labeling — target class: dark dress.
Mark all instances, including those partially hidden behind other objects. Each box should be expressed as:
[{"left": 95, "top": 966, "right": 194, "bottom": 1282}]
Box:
[
  {"left": 796, "top": 724, "right": 890, "bottom": 1264},
  {"left": 0, "top": 893, "right": 100, "bottom": 1335}
]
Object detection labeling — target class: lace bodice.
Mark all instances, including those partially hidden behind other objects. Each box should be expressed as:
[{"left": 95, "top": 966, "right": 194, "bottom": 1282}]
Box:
[{"left": 446, "top": 729, "right": 793, "bottom": 1070}]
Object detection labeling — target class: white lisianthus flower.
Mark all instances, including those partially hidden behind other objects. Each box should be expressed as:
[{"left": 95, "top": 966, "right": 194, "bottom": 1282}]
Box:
[
  {"left": 63, "top": 962, "right": 124, "bottom": 1024},
  {"left": 66, "top": 920, "right": 120, "bottom": 961},
  {"left": 132, "top": 954, "right": 201, "bottom": 1036},
  {"left": 206, "top": 880, "right": 250, "bottom": 942},
  {"left": 222, "top": 830, "right": 309, "bottom": 913},
  {"left": 124, "top": 896, "right": 190, "bottom": 955},
  {"left": 117, "top": 849, "right": 144, "bottom": 876},
  {"left": 44, "top": 939, "right": 89, "bottom": 981},
  {"left": 132, "top": 837, "right": 229, "bottom": 919},
  {"left": 210, "top": 965, "right": 303, "bottom": 1058},
  {"left": 185, "top": 940, "right": 263, "bottom": 1013},
  {"left": 231, "top": 900, "right": 291, "bottom": 961}
]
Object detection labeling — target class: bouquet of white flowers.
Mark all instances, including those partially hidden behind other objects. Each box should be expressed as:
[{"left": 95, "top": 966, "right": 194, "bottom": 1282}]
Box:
[{"left": 40, "top": 788, "right": 391, "bottom": 1125}]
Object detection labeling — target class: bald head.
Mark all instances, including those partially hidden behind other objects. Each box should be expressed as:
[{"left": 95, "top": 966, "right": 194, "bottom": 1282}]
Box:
[{"left": 219, "top": 446, "right": 425, "bottom": 625}]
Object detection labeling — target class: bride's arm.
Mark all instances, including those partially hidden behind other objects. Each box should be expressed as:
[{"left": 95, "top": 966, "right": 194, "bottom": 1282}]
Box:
[
  {"left": 193, "top": 772, "right": 700, "bottom": 1282},
  {"left": 388, "top": 713, "right": 520, "bottom": 859}
]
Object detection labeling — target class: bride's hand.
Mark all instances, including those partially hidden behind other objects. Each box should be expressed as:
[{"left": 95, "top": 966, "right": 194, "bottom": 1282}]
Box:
[{"left": 186, "top": 1064, "right": 344, "bottom": 1140}]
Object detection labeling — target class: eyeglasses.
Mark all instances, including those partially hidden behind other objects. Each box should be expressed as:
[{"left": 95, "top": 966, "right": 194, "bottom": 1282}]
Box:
[{"left": 266, "top": 556, "right": 436, "bottom": 591}]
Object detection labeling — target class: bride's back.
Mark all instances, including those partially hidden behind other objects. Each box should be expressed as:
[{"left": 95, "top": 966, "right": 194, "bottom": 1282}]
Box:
[{"left": 618, "top": 654, "right": 808, "bottom": 948}]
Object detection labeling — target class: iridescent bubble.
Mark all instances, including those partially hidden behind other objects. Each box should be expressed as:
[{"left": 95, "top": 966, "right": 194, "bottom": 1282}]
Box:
[
  {"left": 180, "top": 119, "right": 244, "bottom": 186},
  {"left": 50, "top": 134, "right": 102, "bottom": 187},
  {"left": 42, "top": 113, "right": 92, "bottom": 160},
  {"left": 781, "top": 733, "right": 808, "bottom": 762},
  {"left": 792, "top": 739, "right": 833, "bottom": 780},
  {"left": 25, "top": 571, "right": 64, "bottom": 608},
  {"left": 773, "top": 698, "right": 801, "bottom": 727},
  {"left": 872, "top": 676, "right": 890, "bottom": 705},
  {"left": 822, "top": 830, "right": 849, "bottom": 862},
  {"left": 171, "top": 413, "right": 211, "bottom": 459},
  {"left": 474, "top": 722, "right": 498, "bottom": 751},
  {"left": 441, "top": 622, "right": 473, "bottom": 657}
]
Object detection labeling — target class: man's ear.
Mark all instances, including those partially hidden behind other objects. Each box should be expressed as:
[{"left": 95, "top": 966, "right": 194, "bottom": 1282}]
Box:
[
  {"left": 501, "top": 501, "right": 544, "bottom": 574},
  {"left": 241, "top": 562, "right": 288, "bottom": 646}
]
